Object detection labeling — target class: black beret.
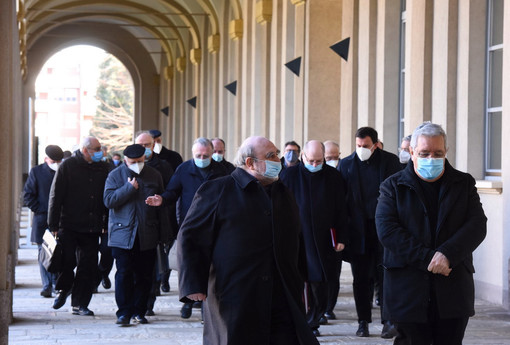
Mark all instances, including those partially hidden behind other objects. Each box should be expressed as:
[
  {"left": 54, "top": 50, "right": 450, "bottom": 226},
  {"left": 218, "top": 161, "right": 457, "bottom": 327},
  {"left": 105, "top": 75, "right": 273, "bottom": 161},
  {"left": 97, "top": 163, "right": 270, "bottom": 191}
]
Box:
[
  {"left": 45, "top": 145, "right": 64, "bottom": 161},
  {"left": 123, "top": 144, "right": 145, "bottom": 158},
  {"left": 149, "top": 129, "right": 161, "bottom": 138}
]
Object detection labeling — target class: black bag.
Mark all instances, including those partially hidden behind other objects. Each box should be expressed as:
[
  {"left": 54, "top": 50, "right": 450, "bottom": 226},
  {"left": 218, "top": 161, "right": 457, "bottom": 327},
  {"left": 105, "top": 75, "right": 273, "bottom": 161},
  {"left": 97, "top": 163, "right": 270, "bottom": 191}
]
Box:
[
  {"left": 156, "top": 242, "right": 170, "bottom": 275},
  {"left": 39, "top": 230, "right": 63, "bottom": 273}
]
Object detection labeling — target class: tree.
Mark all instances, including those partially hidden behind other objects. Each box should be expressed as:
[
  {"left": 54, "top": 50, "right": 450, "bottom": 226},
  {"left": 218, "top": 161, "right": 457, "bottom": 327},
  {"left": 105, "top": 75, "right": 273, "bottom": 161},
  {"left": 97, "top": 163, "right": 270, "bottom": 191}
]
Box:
[{"left": 90, "top": 55, "right": 134, "bottom": 155}]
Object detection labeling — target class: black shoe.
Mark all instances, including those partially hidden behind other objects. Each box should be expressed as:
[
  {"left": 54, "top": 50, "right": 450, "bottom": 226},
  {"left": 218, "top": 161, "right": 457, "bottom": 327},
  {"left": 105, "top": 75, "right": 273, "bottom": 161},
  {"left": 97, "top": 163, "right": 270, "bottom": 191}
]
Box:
[
  {"left": 180, "top": 303, "right": 192, "bottom": 319},
  {"left": 312, "top": 328, "right": 321, "bottom": 337},
  {"left": 319, "top": 316, "right": 328, "bottom": 325},
  {"left": 132, "top": 315, "right": 148, "bottom": 324},
  {"left": 92, "top": 286, "right": 98, "bottom": 294},
  {"left": 52, "top": 290, "right": 70, "bottom": 309},
  {"left": 192, "top": 301, "right": 202, "bottom": 309},
  {"left": 161, "top": 281, "right": 170, "bottom": 293},
  {"left": 146, "top": 309, "right": 155, "bottom": 316},
  {"left": 116, "top": 315, "right": 130, "bottom": 326},
  {"left": 40, "top": 288, "right": 52, "bottom": 298},
  {"left": 375, "top": 298, "right": 381, "bottom": 306},
  {"left": 324, "top": 310, "right": 336, "bottom": 320},
  {"left": 73, "top": 307, "right": 94, "bottom": 316},
  {"left": 102, "top": 276, "right": 111, "bottom": 290},
  {"left": 356, "top": 320, "right": 369, "bottom": 337},
  {"left": 381, "top": 321, "right": 398, "bottom": 339}
]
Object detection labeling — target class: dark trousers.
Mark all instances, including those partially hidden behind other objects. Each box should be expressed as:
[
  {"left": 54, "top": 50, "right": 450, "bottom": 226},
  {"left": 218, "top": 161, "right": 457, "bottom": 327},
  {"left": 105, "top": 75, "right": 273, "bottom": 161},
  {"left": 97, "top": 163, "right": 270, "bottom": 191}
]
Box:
[
  {"left": 350, "top": 243, "right": 383, "bottom": 323},
  {"left": 306, "top": 281, "right": 328, "bottom": 330},
  {"left": 112, "top": 240, "right": 156, "bottom": 318},
  {"left": 55, "top": 231, "right": 99, "bottom": 308},
  {"left": 326, "top": 257, "right": 343, "bottom": 313},
  {"left": 97, "top": 232, "right": 113, "bottom": 284}
]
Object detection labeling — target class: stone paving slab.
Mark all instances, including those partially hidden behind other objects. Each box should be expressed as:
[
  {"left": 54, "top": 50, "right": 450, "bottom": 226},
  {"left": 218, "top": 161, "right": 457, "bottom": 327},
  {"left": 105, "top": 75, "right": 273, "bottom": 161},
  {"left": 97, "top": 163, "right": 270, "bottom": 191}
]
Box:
[{"left": 9, "top": 245, "right": 510, "bottom": 345}]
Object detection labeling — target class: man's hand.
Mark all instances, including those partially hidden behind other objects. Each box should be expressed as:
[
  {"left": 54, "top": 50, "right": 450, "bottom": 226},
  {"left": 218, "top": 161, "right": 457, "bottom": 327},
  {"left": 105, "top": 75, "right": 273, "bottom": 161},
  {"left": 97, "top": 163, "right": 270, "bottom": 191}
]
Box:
[
  {"left": 187, "top": 293, "right": 206, "bottom": 302},
  {"left": 145, "top": 194, "right": 163, "bottom": 206},
  {"left": 128, "top": 177, "right": 138, "bottom": 189},
  {"left": 335, "top": 243, "right": 345, "bottom": 252},
  {"left": 427, "top": 251, "right": 452, "bottom": 276}
]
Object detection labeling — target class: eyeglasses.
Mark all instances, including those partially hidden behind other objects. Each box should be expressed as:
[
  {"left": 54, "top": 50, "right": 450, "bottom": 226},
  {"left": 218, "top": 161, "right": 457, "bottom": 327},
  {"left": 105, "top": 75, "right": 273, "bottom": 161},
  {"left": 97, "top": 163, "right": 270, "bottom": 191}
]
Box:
[{"left": 416, "top": 151, "right": 446, "bottom": 159}]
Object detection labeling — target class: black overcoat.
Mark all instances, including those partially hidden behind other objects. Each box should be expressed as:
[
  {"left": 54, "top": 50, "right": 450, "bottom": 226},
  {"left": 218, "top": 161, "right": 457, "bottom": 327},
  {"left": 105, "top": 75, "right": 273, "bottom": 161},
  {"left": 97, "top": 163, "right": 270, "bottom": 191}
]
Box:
[
  {"left": 48, "top": 150, "right": 109, "bottom": 234},
  {"left": 177, "top": 168, "right": 319, "bottom": 345},
  {"left": 338, "top": 149, "right": 402, "bottom": 255},
  {"left": 280, "top": 163, "right": 347, "bottom": 282},
  {"left": 375, "top": 161, "right": 487, "bottom": 322},
  {"left": 23, "top": 163, "right": 56, "bottom": 243}
]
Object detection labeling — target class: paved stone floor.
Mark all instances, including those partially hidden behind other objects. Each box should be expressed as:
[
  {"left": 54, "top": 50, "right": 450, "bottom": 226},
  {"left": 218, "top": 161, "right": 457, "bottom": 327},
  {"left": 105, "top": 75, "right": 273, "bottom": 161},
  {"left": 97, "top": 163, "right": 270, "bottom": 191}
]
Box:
[{"left": 9, "top": 245, "right": 510, "bottom": 345}]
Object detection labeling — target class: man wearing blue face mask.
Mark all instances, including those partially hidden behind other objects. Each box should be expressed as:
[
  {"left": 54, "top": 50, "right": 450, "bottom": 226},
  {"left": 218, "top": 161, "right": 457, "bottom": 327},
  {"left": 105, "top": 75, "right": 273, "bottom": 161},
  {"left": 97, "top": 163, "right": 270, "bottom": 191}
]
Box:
[
  {"left": 376, "top": 122, "right": 487, "bottom": 345},
  {"left": 48, "top": 136, "right": 110, "bottom": 316},
  {"left": 280, "top": 140, "right": 301, "bottom": 170},
  {"left": 145, "top": 137, "right": 228, "bottom": 318},
  {"left": 176, "top": 136, "right": 320, "bottom": 345},
  {"left": 280, "top": 140, "right": 347, "bottom": 337}
]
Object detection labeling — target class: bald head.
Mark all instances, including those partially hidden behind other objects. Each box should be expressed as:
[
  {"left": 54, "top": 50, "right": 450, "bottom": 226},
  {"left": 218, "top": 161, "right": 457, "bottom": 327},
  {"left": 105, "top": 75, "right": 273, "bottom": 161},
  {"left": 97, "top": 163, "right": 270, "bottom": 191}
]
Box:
[
  {"left": 302, "top": 140, "right": 325, "bottom": 168},
  {"left": 235, "top": 136, "right": 281, "bottom": 185}
]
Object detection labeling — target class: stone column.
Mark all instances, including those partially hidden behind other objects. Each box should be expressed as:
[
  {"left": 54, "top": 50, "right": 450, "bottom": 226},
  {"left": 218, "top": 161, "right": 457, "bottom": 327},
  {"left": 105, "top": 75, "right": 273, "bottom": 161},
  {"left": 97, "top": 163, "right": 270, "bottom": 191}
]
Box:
[{"left": 432, "top": 0, "right": 458, "bottom": 165}]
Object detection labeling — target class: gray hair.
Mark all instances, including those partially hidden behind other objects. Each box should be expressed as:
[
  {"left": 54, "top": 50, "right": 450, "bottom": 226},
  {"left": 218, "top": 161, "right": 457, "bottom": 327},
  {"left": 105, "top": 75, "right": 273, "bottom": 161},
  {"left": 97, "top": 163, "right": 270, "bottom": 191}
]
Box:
[
  {"left": 80, "top": 136, "right": 96, "bottom": 149},
  {"left": 192, "top": 137, "right": 213, "bottom": 151},
  {"left": 402, "top": 135, "right": 412, "bottom": 143},
  {"left": 135, "top": 130, "right": 154, "bottom": 143},
  {"left": 324, "top": 140, "right": 340, "bottom": 149},
  {"left": 410, "top": 122, "right": 448, "bottom": 150},
  {"left": 233, "top": 141, "right": 255, "bottom": 167}
]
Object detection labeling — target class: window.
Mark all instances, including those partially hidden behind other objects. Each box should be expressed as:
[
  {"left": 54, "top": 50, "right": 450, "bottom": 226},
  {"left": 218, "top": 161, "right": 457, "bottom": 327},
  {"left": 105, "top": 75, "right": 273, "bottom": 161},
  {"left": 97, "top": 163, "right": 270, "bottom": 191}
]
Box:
[
  {"left": 398, "top": 0, "right": 407, "bottom": 145},
  {"left": 485, "top": 0, "right": 503, "bottom": 175}
]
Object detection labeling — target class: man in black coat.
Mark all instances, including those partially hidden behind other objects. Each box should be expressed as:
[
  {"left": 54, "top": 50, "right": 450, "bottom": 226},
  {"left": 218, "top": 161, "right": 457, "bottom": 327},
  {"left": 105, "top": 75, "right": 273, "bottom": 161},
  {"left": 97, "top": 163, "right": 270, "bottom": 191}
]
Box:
[
  {"left": 176, "top": 136, "right": 319, "bottom": 345},
  {"left": 23, "top": 144, "right": 64, "bottom": 297},
  {"left": 280, "top": 140, "right": 347, "bottom": 337},
  {"left": 145, "top": 137, "right": 228, "bottom": 318},
  {"left": 149, "top": 129, "right": 183, "bottom": 172},
  {"left": 104, "top": 144, "right": 170, "bottom": 326},
  {"left": 211, "top": 137, "right": 235, "bottom": 173},
  {"left": 376, "top": 122, "right": 487, "bottom": 345},
  {"left": 338, "top": 127, "right": 402, "bottom": 338},
  {"left": 48, "top": 136, "right": 110, "bottom": 316}
]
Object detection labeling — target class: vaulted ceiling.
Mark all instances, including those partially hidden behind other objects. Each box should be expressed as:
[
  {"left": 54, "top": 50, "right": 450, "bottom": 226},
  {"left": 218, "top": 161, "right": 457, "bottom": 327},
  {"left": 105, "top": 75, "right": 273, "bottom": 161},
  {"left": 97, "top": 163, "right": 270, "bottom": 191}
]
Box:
[{"left": 18, "top": 0, "right": 244, "bottom": 79}]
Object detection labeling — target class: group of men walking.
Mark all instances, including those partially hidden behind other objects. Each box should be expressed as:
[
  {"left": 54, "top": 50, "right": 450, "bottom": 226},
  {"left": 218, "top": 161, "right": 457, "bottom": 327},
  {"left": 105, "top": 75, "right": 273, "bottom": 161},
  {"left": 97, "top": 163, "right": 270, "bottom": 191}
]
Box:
[{"left": 24, "top": 122, "right": 487, "bottom": 345}]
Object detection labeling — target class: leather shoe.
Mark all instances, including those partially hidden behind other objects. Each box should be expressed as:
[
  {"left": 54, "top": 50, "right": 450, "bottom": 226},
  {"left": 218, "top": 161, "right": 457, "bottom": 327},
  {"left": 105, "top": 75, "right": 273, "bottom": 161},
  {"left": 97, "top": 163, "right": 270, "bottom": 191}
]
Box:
[
  {"left": 161, "top": 281, "right": 170, "bottom": 293},
  {"left": 319, "top": 316, "right": 328, "bottom": 325},
  {"left": 192, "top": 301, "right": 202, "bottom": 309},
  {"left": 72, "top": 306, "right": 94, "bottom": 316},
  {"left": 312, "top": 328, "right": 321, "bottom": 337},
  {"left": 381, "top": 320, "right": 398, "bottom": 339},
  {"left": 146, "top": 310, "right": 155, "bottom": 316},
  {"left": 102, "top": 276, "right": 111, "bottom": 290},
  {"left": 356, "top": 320, "right": 369, "bottom": 337},
  {"left": 180, "top": 302, "right": 192, "bottom": 319},
  {"left": 40, "top": 288, "right": 52, "bottom": 298},
  {"left": 132, "top": 315, "right": 148, "bottom": 324},
  {"left": 116, "top": 315, "right": 130, "bottom": 326},
  {"left": 52, "top": 290, "right": 70, "bottom": 309},
  {"left": 324, "top": 310, "right": 336, "bottom": 320}
]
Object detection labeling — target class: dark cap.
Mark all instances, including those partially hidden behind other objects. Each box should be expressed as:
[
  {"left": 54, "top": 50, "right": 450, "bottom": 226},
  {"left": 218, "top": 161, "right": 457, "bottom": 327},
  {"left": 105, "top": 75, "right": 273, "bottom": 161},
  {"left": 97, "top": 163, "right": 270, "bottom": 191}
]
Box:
[
  {"left": 149, "top": 129, "right": 161, "bottom": 139},
  {"left": 45, "top": 145, "right": 64, "bottom": 161},
  {"left": 123, "top": 144, "right": 145, "bottom": 158}
]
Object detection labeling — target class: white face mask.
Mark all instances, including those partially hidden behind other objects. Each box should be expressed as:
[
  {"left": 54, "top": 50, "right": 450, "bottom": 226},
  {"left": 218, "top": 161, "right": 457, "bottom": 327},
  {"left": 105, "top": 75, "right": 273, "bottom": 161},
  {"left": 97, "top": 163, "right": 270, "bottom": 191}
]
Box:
[
  {"left": 326, "top": 160, "right": 339, "bottom": 168},
  {"left": 399, "top": 150, "right": 411, "bottom": 164},
  {"left": 128, "top": 162, "right": 144, "bottom": 174},
  {"left": 153, "top": 143, "right": 162, "bottom": 154},
  {"left": 356, "top": 146, "right": 373, "bottom": 161},
  {"left": 48, "top": 162, "right": 60, "bottom": 171}
]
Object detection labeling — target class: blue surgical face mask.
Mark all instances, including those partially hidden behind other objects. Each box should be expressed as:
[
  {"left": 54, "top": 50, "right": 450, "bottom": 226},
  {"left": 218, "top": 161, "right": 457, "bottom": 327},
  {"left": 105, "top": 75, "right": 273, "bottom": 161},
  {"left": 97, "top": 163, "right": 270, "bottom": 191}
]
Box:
[
  {"left": 194, "top": 157, "right": 211, "bottom": 169},
  {"left": 284, "top": 150, "right": 298, "bottom": 164},
  {"left": 416, "top": 158, "right": 444, "bottom": 180},
  {"left": 262, "top": 160, "right": 282, "bottom": 178},
  {"left": 304, "top": 162, "right": 323, "bottom": 173},
  {"left": 113, "top": 159, "right": 121, "bottom": 166},
  {"left": 90, "top": 151, "right": 103, "bottom": 162},
  {"left": 144, "top": 148, "right": 152, "bottom": 159},
  {"left": 212, "top": 153, "right": 223, "bottom": 162}
]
